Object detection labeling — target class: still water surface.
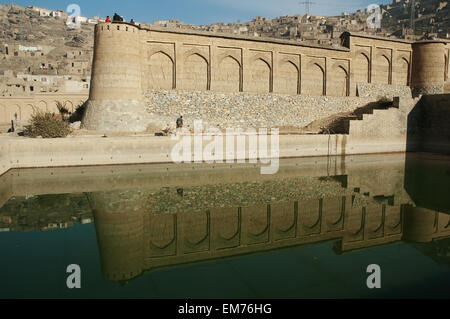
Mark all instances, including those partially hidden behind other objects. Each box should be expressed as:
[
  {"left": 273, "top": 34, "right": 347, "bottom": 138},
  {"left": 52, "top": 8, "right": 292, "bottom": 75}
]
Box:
[{"left": 0, "top": 153, "right": 449, "bottom": 298}]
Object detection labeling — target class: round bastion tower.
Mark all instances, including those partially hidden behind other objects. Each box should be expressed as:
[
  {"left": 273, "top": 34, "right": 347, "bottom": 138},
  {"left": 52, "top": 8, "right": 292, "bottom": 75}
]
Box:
[
  {"left": 411, "top": 41, "right": 446, "bottom": 97},
  {"left": 82, "top": 22, "right": 151, "bottom": 132}
]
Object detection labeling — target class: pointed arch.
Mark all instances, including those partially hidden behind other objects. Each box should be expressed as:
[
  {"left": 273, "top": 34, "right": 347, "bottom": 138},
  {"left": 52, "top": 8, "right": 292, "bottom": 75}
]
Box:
[
  {"left": 182, "top": 52, "right": 209, "bottom": 91},
  {"left": 329, "top": 64, "right": 349, "bottom": 97},
  {"left": 303, "top": 62, "right": 325, "bottom": 96},
  {"left": 248, "top": 57, "right": 272, "bottom": 93},
  {"left": 396, "top": 56, "right": 410, "bottom": 86},
  {"left": 148, "top": 50, "right": 175, "bottom": 90},
  {"left": 354, "top": 52, "right": 370, "bottom": 85},
  {"left": 374, "top": 54, "right": 391, "bottom": 85},
  {"left": 216, "top": 55, "right": 242, "bottom": 92},
  {"left": 278, "top": 60, "right": 300, "bottom": 94}
]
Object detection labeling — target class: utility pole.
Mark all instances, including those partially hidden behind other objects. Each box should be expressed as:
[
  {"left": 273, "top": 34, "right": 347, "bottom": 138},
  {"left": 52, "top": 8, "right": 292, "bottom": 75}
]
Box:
[{"left": 299, "top": 1, "right": 316, "bottom": 15}]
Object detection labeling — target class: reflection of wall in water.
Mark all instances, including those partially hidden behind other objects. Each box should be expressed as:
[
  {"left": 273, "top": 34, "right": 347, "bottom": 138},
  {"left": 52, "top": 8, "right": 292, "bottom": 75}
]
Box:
[{"left": 92, "top": 191, "right": 450, "bottom": 282}]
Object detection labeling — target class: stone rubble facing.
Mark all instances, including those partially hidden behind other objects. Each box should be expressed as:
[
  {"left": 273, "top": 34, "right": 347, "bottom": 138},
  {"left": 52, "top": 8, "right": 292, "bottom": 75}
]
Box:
[{"left": 145, "top": 90, "right": 379, "bottom": 130}]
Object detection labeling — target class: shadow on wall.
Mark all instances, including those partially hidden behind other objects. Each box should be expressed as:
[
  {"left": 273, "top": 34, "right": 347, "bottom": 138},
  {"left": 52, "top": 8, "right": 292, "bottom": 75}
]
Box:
[
  {"left": 405, "top": 95, "right": 450, "bottom": 214},
  {"left": 69, "top": 102, "right": 87, "bottom": 123},
  {"left": 406, "top": 94, "right": 450, "bottom": 154}
]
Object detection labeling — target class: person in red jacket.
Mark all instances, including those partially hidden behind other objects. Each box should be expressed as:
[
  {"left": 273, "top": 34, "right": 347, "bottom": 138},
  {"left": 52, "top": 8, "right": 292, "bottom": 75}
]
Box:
[{"left": 105, "top": 16, "right": 111, "bottom": 22}]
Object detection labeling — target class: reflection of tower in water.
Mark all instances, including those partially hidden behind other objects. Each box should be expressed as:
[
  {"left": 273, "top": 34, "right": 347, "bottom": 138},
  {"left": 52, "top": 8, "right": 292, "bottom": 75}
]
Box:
[{"left": 89, "top": 190, "right": 146, "bottom": 282}]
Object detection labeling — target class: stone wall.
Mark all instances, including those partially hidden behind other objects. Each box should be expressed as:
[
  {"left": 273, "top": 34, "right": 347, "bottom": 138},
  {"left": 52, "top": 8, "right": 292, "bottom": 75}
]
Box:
[
  {"left": 356, "top": 83, "right": 412, "bottom": 99},
  {"left": 0, "top": 93, "right": 88, "bottom": 125},
  {"left": 82, "top": 100, "right": 149, "bottom": 132},
  {"left": 83, "top": 23, "right": 450, "bottom": 132},
  {"left": 144, "top": 90, "right": 378, "bottom": 130},
  {"left": 348, "top": 96, "right": 418, "bottom": 138}
]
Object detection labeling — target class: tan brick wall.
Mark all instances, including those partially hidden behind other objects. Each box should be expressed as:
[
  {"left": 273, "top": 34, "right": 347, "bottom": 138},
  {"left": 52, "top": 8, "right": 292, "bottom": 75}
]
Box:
[
  {"left": 0, "top": 93, "right": 88, "bottom": 124},
  {"left": 89, "top": 24, "right": 450, "bottom": 100},
  {"left": 82, "top": 24, "right": 450, "bottom": 132}
]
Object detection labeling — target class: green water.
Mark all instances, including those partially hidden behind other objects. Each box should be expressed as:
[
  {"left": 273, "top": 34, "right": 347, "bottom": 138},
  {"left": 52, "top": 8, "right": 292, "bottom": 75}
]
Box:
[{"left": 0, "top": 153, "right": 449, "bottom": 298}]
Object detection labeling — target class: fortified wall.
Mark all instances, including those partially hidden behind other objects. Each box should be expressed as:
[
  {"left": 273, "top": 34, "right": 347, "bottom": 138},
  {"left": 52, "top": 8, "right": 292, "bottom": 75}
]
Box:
[
  {"left": 0, "top": 93, "right": 88, "bottom": 126},
  {"left": 80, "top": 23, "right": 448, "bottom": 132}
]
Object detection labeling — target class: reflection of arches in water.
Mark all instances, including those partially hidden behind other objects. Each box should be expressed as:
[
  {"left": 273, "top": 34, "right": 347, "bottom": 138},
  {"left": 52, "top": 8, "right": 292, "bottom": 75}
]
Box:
[
  {"left": 385, "top": 205, "right": 403, "bottom": 233},
  {"left": 364, "top": 205, "right": 385, "bottom": 239},
  {"left": 348, "top": 207, "right": 366, "bottom": 239},
  {"left": 148, "top": 214, "right": 177, "bottom": 252},
  {"left": 372, "top": 206, "right": 385, "bottom": 235},
  {"left": 301, "top": 198, "right": 322, "bottom": 234},
  {"left": 272, "top": 202, "right": 297, "bottom": 234},
  {"left": 324, "top": 196, "right": 346, "bottom": 230},
  {"left": 214, "top": 208, "right": 240, "bottom": 242},
  {"left": 243, "top": 206, "right": 270, "bottom": 243},
  {"left": 182, "top": 211, "right": 210, "bottom": 248},
  {"left": 89, "top": 199, "right": 450, "bottom": 283}
]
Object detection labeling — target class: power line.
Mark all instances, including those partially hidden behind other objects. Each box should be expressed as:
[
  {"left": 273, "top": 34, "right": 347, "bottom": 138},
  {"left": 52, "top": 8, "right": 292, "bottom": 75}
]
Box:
[{"left": 299, "top": 1, "right": 316, "bottom": 14}]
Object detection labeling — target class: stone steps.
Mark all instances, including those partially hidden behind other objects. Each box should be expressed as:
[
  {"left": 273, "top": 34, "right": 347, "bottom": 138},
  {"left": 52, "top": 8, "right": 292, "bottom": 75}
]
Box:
[{"left": 348, "top": 105, "right": 403, "bottom": 137}]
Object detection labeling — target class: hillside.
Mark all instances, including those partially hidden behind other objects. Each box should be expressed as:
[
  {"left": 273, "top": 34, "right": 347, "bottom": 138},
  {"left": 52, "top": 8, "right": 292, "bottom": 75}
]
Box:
[
  {"left": 0, "top": 0, "right": 448, "bottom": 95},
  {"left": 0, "top": 4, "right": 94, "bottom": 75}
]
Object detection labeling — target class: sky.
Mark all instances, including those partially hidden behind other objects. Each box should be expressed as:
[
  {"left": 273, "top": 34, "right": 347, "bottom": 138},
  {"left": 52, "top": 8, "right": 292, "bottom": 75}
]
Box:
[{"left": 5, "top": 0, "right": 393, "bottom": 25}]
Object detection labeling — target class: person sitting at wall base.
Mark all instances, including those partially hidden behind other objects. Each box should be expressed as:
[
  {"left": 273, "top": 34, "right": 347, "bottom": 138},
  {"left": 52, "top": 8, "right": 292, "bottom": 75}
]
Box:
[{"left": 176, "top": 116, "right": 184, "bottom": 129}]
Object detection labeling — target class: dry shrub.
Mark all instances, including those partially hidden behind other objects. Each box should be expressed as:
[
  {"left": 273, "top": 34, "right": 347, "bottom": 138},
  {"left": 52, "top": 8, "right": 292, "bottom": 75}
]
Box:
[{"left": 24, "top": 112, "right": 71, "bottom": 138}]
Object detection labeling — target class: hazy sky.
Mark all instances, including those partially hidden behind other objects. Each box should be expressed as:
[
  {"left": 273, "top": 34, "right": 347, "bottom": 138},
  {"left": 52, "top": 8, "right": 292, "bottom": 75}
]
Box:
[{"left": 7, "top": 0, "right": 393, "bottom": 24}]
